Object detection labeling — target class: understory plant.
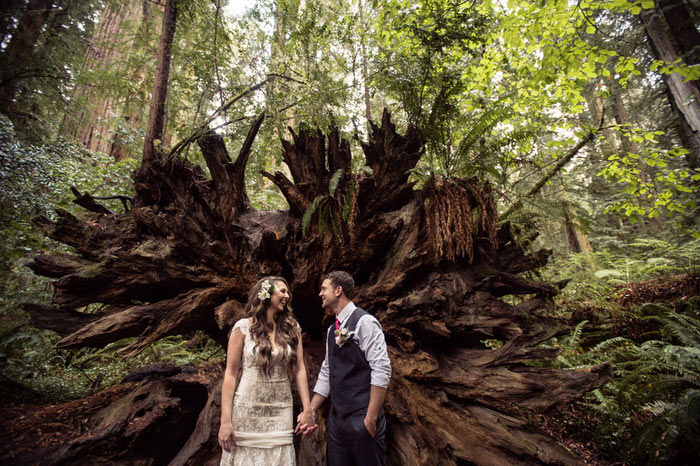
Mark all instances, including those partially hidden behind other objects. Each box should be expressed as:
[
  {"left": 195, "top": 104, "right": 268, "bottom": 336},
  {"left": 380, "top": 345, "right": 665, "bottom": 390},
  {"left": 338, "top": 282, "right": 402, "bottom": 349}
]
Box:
[{"left": 551, "top": 301, "right": 700, "bottom": 464}]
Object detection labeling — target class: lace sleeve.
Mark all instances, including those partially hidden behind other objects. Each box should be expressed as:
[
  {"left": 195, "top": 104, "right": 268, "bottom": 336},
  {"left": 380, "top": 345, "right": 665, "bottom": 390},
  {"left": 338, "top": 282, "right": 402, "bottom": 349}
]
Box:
[{"left": 233, "top": 318, "right": 250, "bottom": 336}]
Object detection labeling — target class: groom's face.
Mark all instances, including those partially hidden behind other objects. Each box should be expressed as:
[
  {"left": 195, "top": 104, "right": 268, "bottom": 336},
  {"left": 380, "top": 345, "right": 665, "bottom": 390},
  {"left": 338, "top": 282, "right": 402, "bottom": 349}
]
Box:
[{"left": 319, "top": 278, "right": 340, "bottom": 311}]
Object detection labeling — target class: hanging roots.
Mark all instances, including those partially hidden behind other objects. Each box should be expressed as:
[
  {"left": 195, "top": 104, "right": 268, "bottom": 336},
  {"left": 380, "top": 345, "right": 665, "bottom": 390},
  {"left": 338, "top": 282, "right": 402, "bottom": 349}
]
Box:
[
  {"left": 469, "top": 178, "right": 499, "bottom": 251},
  {"left": 422, "top": 177, "right": 499, "bottom": 263},
  {"left": 423, "top": 177, "right": 474, "bottom": 262}
]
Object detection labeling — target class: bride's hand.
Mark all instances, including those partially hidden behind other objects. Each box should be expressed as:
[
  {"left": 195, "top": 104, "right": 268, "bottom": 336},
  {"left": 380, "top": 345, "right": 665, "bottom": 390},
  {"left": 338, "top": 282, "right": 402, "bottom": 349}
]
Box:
[
  {"left": 295, "top": 410, "right": 317, "bottom": 435},
  {"left": 218, "top": 422, "right": 236, "bottom": 452}
]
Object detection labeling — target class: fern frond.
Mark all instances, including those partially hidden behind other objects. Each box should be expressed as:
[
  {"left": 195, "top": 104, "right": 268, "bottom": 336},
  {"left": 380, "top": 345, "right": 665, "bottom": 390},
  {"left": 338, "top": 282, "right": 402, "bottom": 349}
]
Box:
[
  {"left": 454, "top": 106, "right": 513, "bottom": 162},
  {"left": 592, "top": 336, "right": 632, "bottom": 353},
  {"left": 302, "top": 195, "right": 325, "bottom": 236},
  {"left": 570, "top": 319, "right": 589, "bottom": 346},
  {"left": 654, "top": 312, "right": 700, "bottom": 347},
  {"left": 329, "top": 168, "right": 344, "bottom": 197}
]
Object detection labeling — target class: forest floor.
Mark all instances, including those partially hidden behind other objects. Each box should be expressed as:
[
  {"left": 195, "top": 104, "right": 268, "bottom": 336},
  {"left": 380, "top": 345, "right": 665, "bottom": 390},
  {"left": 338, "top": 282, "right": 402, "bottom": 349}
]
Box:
[{"left": 1, "top": 274, "right": 697, "bottom": 465}]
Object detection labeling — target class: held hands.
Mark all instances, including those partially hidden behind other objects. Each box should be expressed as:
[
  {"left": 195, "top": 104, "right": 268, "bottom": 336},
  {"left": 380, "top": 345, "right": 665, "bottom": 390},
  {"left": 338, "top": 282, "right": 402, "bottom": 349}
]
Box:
[
  {"left": 294, "top": 409, "right": 318, "bottom": 436},
  {"left": 218, "top": 422, "right": 235, "bottom": 452}
]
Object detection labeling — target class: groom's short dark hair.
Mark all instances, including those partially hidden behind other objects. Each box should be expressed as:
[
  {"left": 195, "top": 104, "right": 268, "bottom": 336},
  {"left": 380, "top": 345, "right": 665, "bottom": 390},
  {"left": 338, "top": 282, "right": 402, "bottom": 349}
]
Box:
[{"left": 323, "top": 271, "right": 355, "bottom": 299}]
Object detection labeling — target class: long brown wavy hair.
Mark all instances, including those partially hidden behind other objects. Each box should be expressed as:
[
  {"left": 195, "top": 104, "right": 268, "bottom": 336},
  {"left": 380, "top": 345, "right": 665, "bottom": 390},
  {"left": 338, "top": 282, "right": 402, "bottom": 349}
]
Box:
[{"left": 245, "top": 276, "right": 299, "bottom": 377}]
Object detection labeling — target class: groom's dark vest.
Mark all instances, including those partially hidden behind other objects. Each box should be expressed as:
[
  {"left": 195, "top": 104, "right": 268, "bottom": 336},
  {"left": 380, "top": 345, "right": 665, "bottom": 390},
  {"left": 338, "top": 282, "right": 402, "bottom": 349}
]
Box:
[{"left": 327, "top": 307, "right": 371, "bottom": 417}]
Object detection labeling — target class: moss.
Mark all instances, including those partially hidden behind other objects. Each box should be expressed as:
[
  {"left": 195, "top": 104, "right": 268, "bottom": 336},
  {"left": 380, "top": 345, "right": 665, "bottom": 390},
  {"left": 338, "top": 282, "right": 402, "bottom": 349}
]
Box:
[{"left": 132, "top": 239, "right": 172, "bottom": 259}]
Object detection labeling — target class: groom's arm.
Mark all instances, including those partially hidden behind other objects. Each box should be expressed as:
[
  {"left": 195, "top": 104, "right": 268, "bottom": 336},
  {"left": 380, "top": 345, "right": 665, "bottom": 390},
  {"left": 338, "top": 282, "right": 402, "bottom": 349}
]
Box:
[
  {"left": 310, "top": 392, "right": 327, "bottom": 413},
  {"left": 364, "top": 385, "right": 387, "bottom": 436},
  {"left": 306, "top": 326, "right": 331, "bottom": 425},
  {"left": 357, "top": 315, "right": 391, "bottom": 437}
]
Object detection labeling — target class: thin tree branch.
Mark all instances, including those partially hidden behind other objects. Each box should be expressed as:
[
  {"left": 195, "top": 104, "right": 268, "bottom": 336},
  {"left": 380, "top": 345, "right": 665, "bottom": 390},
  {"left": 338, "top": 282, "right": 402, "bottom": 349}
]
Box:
[
  {"left": 502, "top": 109, "right": 605, "bottom": 219},
  {"left": 166, "top": 77, "right": 270, "bottom": 159}
]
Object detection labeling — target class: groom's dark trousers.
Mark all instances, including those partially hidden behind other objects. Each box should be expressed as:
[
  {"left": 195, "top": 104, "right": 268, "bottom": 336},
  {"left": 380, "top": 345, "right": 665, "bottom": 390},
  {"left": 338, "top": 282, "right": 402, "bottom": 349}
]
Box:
[
  {"left": 327, "top": 407, "right": 386, "bottom": 466},
  {"left": 326, "top": 307, "right": 386, "bottom": 466}
]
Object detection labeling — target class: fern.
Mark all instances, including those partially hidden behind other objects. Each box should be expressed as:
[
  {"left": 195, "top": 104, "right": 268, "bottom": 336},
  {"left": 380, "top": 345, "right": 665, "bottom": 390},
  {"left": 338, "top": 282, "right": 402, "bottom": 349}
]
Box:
[
  {"left": 329, "top": 168, "right": 344, "bottom": 197},
  {"left": 302, "top": 195, "right": 324, "bottom": 236},
  {"left": 570, "top": 319, "right": 589, "bottom": 346}
]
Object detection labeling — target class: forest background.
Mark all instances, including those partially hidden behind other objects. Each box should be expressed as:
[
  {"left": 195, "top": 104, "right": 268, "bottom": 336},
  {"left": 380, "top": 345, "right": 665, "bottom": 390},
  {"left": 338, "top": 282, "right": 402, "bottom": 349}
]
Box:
[{"left": 1, "top": 0, "right": 699, "bottom": 464}]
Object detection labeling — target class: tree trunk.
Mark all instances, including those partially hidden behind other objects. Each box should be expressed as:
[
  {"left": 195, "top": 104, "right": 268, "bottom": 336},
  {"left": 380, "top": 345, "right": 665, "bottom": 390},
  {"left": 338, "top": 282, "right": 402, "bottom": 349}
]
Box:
[
  {"left": 18, "top": 105, "right": 611, "bottom": 465},
  {"left": 358, "top": 0, "right": 372, "bottom": 123},
  {"left": 0, "top": 0, "right": 55, "bottom": 116},
  {"left": 641, "top": 1, "right": 700, "bottom": 140},
  {"left": 0, "top": 0, "right": 26, "bottom": 44},
  {"left": 61, "top": 0, "right": 151, "bottom": 161},
  {"left": 141, "top": 0, "right": 177, "bottom": 168}
]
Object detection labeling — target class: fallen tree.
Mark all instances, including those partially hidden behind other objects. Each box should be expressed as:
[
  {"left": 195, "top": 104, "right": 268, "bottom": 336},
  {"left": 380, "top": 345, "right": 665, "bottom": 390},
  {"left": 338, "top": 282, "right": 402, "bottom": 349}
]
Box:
[{"left": 15, "top": 107, "right": 611, "bottom": 465}]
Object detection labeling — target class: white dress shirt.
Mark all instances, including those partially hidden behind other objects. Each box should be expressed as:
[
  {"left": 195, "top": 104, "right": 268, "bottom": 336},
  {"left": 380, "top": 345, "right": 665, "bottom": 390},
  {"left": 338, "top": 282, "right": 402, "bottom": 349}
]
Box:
[{"left": 313, "top": 301, "right": 392, "bottom": 398}]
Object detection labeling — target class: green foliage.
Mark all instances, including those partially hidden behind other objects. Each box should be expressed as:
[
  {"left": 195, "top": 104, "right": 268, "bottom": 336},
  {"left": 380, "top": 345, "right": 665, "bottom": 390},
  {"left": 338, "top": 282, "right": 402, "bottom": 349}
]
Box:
[
  {"left": 301, "top": 168, "right": 355, "bottom": 237},
  {"left": 547, "top": 291, "right": 700, "bottom": 463},
  {"left": 0, "top": 117, "right": 137, "bottom": 289},
  {"left": 598, "top": 142, "right": 699, "bottom": 235},
  {"left": 0, "top": 113, "right": 214, "bottom": 403},
  {"left": 0, "top": 0, "right": 103, "bottom": 140},
  {"left": 543, "top": 238, "right": 700, "bottom": 293},
  {"left": 0, "top": 302, "right": 223, "bottom": 403}
]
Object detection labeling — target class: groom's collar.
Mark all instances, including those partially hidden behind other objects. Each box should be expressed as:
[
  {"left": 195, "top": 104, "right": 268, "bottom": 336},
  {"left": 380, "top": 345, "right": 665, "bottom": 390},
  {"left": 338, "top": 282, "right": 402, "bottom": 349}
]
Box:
[{"left": 336, "top": 301, "right": 356, "bottom": 326}]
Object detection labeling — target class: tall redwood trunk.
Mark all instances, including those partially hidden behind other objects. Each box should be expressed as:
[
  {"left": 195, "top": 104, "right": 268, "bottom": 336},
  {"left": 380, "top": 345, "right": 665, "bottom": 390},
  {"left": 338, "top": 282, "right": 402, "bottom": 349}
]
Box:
[
  {"left": 141, "top": 0, "right": 177, "bottom": 167},
  {"left": 61, "top": 0, "right": 151, "bottom": 161},
  {"left": 0, "top": 0, "right": 55, "bottom": 114}
]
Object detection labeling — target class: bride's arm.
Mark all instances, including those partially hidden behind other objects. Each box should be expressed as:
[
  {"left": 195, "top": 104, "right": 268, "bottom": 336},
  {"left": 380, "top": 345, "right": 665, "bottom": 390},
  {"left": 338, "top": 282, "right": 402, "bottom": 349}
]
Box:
[
  {"left": 219, "top": 327, "right": 244, "bottom": 451},
  {"left": 294, "top": 329, "right": 317, "bottom": 434}
]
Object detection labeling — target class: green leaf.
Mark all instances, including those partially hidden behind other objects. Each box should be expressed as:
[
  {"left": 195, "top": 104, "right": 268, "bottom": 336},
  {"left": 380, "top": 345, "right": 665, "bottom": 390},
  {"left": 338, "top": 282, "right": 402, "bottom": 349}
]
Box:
[
  {"left": 329, "top": 168, "right": 344, "bottom": 197},
  {"left": 302, "top": 195, "right": 325, "bottom": 236}
]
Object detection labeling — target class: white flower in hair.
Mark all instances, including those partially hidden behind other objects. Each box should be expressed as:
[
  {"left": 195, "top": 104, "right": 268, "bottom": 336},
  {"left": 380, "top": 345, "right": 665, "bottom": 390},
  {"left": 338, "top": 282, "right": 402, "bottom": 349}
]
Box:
[{"left": 258, "top": 280, "right": 273, "bottom": 301}]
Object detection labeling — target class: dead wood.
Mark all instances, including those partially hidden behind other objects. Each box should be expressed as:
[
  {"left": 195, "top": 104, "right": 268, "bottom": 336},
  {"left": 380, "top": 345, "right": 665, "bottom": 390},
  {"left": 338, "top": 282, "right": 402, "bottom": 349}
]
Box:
[{"left": 24, "top": 109, "right": 610, "bottom": 465}]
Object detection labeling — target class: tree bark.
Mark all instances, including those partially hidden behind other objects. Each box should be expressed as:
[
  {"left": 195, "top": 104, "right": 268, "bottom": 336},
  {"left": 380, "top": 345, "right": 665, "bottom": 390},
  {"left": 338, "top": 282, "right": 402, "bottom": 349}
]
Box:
[
  {"left": 61, "top": 0, "right": 151, "bottom": 161},
  {"left": 141, "top": 0, "right": 177, "bottom": 168},
  {"left": 1, "top": 363, "right": 214, "bottom": 466},
  {"left": 0, "top": 0, "right": 55, "bottom": 115},
  {"left": 358, "top": 0, "right": 372, "bottom": 123},
  {"left": 641, "top": 1, "right": 700, "bottom": 136},
  {"left": 0, "top": 0, "right": 26, "bottom": 44},
  {"left": 20, "top": 107, "right": 611, "bottom": 465}
]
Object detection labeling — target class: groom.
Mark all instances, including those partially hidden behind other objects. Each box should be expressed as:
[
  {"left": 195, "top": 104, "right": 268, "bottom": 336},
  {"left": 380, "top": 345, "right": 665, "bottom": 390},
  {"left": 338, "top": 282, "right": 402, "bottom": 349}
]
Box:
[{"left": 305, "top": 271, "right": 392, "bottom": 466}]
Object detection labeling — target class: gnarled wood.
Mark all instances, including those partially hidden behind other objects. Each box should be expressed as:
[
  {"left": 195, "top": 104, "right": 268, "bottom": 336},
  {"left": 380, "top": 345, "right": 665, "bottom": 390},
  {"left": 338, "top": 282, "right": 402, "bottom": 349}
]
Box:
[{"left": 24, "top": 110, "right": 609, "bottom": 465}]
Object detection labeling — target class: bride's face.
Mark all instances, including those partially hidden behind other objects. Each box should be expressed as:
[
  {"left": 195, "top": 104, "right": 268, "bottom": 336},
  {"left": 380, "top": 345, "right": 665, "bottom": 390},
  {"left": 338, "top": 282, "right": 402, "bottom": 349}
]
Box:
[{"left": 269, "top": 281, "right": 290, "bottom": 314}]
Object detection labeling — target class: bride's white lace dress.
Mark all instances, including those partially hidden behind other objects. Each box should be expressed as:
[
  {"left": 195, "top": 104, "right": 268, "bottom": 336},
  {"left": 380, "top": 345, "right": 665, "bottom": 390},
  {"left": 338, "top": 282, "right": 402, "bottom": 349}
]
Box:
[{"left": 220, "top": 318, "right": 296, "bottom": 466}]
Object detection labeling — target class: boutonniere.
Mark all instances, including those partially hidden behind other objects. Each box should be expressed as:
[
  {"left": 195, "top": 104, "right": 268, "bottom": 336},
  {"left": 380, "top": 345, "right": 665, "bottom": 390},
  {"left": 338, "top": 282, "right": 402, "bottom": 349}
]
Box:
[{"left": 334, "top": 327, "right": 355, "bottom": 347}]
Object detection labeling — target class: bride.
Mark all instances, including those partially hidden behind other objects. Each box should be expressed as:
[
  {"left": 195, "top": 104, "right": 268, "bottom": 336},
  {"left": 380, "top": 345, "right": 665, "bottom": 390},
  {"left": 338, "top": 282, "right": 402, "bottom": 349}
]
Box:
[{"left": 218, "top": 276, "right": 315, "bottom": 466}]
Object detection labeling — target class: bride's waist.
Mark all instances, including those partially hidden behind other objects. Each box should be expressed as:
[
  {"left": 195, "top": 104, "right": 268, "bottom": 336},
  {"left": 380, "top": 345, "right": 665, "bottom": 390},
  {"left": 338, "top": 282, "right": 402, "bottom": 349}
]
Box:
[{"left": 239, "top": 369, "right": 288, "bottom": 382}]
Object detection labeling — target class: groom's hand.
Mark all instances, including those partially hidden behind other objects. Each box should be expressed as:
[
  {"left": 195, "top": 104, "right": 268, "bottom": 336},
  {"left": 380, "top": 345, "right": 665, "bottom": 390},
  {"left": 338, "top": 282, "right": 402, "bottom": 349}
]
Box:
[
  {"left": 363, "top": 414, "right": 377, "bottom": 438},
  {"left": 295, "top": 410, "right": 318, "bottom": 435}
]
